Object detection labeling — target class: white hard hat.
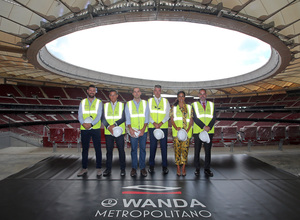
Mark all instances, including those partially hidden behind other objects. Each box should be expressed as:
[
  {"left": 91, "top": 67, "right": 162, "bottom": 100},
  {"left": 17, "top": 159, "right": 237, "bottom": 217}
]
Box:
[
  {"left": 84, "top": 116, "right": 93, "bottom": 124},
  {"left": 199, "top": 131, "right": 210, "bottom": 143},
  {"left": 154, "top": 129, "right": 164, "bottom": 140},
  {"left": 177, "top": 129, "right": 188, "bottom": 142},
  {"left": 129, "top": 128, "right": 140, "bottom": 138},
  {"left": 113, "top": 126, "right": 123, "bottom": 137}
]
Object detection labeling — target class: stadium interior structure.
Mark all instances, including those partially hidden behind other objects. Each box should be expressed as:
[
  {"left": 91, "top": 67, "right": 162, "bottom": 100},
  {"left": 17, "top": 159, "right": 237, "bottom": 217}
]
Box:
[
  {"left": 0, "top": 1, "right": 300, "bottom": 219},
  {"left": 0, "top": 0, "right": 299, "bottom": 149}
]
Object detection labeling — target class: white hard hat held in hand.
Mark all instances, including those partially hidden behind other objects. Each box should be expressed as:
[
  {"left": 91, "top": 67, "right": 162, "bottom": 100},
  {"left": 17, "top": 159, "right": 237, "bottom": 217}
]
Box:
[
  {"left": 154, "top": 128, "right": 164, "bottom": 140},
  {"left": 129, "top": 127, "right": 140, "bottom": 138},
  {"left": 199, "top": 130, "right": 210, "bottom": 143},
  {"left": 113, "top": 126, "right": 123, "bottom": 137},
  {"left": 177, "top": 129, "right": 188, "bottom": 141}
]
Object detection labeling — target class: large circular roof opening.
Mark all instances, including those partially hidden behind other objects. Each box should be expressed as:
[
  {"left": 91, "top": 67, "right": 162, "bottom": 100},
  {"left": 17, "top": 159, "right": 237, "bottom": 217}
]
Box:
[{"left": 46, "top": 21, "right": 271, "bottom": 82}]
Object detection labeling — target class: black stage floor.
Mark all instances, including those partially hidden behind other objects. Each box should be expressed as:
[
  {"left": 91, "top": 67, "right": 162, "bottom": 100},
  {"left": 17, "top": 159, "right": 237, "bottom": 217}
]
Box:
[{"left": 1, "top": 154, "right": 300, "bottom": 220}]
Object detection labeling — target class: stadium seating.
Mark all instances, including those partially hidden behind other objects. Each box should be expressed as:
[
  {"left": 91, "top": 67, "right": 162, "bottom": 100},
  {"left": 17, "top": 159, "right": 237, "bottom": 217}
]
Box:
[
  {"left": 222, "top": 126, "right": 238, "bottom": 151},
  {"left": 0, "top": 84, "right": 21, "bottom": 97},
  {"left": 286, "top": 125, "right": 300, "bottom": 144},
  {"left": 64, "top": 87, "right": 86, "bottom": 99},
  {"left": 0, "top": 97, "right": 17, "bottom": 104},
  {"left": 15, "top": 97, "right": 40, "bottom": 105},
  {"left": 17, "top": 85, "right": 44, "bottom": 98},
  {"left": 1, "top": 83, "right": 299, "bottom": 150},
  {"left": 272, "top": 126, "right": 286, "bottom": 150},
  {"left": 257, "top": 126, "right": 272, "bottom": 142},
  {"left": 240, "top": 126, "right": 257, "bottom": 151}
]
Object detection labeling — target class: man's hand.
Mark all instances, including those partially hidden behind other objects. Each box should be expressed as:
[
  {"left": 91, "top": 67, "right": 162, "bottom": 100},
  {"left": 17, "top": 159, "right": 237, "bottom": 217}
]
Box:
[
  {"left": 154, "top": 122, "right": 163, "bottom": 129},
  {"left": 129, "top": 127, "right": 135, "bottom": 137},
  {"left": 204, "top": 126, "right": 210, "bottom": 132},
  {"left": 83, "top": 123, "right": 92, "bottom": 130},
  {"left": 108, "top": 125, "right": 115, "bottom": 135},
  {"left": 139, "top": 129, "right": 144, "bottom": 137}
]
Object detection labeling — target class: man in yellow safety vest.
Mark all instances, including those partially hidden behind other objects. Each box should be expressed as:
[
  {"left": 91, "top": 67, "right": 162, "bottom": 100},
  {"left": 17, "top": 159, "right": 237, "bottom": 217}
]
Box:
[
  {"left": 77, "top": 85, "right": 103, "bottom": 177},
  {"left": 148, "top": 85, "right": 170, "bottom": 175},
  {"left": 101, "top": 89, "right": 126, "bottom": 177},
  {"left": 125, "top": 87, "right": 150, "bottom": 177},
  {"left": 192, "top": 89, "right": 216, "bottom": 177}
]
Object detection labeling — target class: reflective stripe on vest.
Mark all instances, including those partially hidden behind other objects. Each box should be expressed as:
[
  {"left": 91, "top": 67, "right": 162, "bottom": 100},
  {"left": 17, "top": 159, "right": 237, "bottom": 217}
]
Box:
[
  {"left": 104, "top": 102, "right": 125, "bottom": 135},
  {"left": 192, "top": 101, "right": 214, "bottom": 134},
  {"left": 127, "top": 100, "right": 148, "bottom": 132},
  {"left": 81, "top": 99, "right": 100, "bottom": 114},
  {"left": 128, "top": 100, "right": 146, "bottom": 118},
  {"left": 149, "top": 98, "right": 167, "bottom": 114},
  {"left": 172, "top": 104, "right": 192, "bottom": 138},
  {"left": 193, "top": 101, "right": 214, "bottom": 119},
  {"left": 148, "top": 97, "right": 168, "bottom": 129},
  {"left": 80, "top": 98, "right": 102, "bottom": 130},
  {"left": 173, "top": 105, "right": 191, "bottom": 123},
  {"left": 104, "top": 102, "right": 123, "bottom": 119}
]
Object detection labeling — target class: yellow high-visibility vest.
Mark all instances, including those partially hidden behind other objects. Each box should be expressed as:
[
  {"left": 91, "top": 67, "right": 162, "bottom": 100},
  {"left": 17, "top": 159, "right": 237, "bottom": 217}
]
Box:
[
  {"left": 192, "top": 101, "right": 215, "bottom": 134},
  {"left": 104, "top": 102, "right": 125, "bottom": 135},
  {"left": 127, "top": 100, "right": 148, "bottom": 133},
  {"left": 148, "top": 97, "right": 168, "bottom": 129},
  {"left": 80, "top": 98, "right": 102, "bottom": 130},
  {"left": 172, "top": 104, "right": 193, "bottom": 138}
]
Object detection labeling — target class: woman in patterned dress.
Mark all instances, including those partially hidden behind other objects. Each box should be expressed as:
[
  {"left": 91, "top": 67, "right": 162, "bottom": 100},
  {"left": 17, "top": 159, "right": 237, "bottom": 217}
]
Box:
[{"left": 170, "top": 91, "right": 193, "bottom": 176}]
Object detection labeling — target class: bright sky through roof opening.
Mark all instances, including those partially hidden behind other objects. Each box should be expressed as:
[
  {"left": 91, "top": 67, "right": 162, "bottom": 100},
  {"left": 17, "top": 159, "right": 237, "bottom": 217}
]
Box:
[{"left": 46, "top": 21, "right": 271, "bottom": 82}]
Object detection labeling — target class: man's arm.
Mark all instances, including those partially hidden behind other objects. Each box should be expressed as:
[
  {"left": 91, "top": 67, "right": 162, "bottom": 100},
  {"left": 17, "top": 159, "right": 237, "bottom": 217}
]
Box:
[
  {"left": 101, "top": 106, "right": 109, "bottom": 128},
  {"left": 91, "top": 101, "right": 103, "bottom": 126},
  {"left": 161, "top": 99, "right": 170, "bottom": 124},
  {"left": 207, "top": 104, "right": 216, "bottom": 128},
  {"left": 78, "top": 101, "right": 84, "bottom": 125},
  {"left": 144, "top": 101, "right": 150, "bottom": 124},
  {"left": 115, "top": 107, "right": 126, "bottom": 126},
  {"left": 125, "top": 103, "right": 131, "bottom": 126}
]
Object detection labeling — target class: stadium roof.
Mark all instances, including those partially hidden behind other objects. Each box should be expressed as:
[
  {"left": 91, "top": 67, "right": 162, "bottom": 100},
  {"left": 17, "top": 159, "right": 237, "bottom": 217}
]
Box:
[{"left": 0, "top": 0, "right": 300, "bottom": 97}]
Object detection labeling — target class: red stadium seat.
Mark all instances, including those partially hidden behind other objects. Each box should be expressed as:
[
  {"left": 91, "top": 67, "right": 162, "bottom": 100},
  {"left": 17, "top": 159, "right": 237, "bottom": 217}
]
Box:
[
  {"left": 257, "top": 126, "right": 272, "bottom": 142},
  {"left": 213, "top": 127, "right": 222, "bottom": 143},
  {"left": 240, "top": 126, "right": 257, "bottom": 151},
  {"left": 222, "top": 126, "right": 238, "bottom": 151},
  {"left": 272, "top": 126, "right": 286, "bottom": 150},
  {"left": 64, "top": 128, "right": 80, "bottom": 149},
  {"left": 49, "top": 128, "right": 64, "bottom": 151},
  {"left": 64, "top": 128, "right": 80, "bottom": 142},
  {"left": 49, "top": 128, "right": 64, "bottom": 143},
  {"left": 287, "top": 125, "right": 300, "bottom": 144}
]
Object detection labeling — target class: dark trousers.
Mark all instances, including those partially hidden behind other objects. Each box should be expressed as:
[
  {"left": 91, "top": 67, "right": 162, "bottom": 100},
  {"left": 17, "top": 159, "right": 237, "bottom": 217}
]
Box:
[
  {"left": 81, "top": 129, "right": 102, "bottom": 169},
  {"left": 149, "top": 128, "right": 168, "bottom": 168},
  {"left": 105, "top": 134, "right": 126, "bottom": 170},
  {"left": 194, "top": 133, "right": 214, "bottom": 170}
]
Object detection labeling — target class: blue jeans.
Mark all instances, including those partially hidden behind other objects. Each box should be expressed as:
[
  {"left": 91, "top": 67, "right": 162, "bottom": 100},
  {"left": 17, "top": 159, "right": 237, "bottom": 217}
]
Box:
[
  {"left": 148, "top": 128, "right": 168, "bottom": 168},
  {"left": 81, "top": 129, "right": 102, "bottom": 169},
  {"left": 105, "top": 134, "right": 126, "bottom": 170},
  {"left": 130, "top": 132, "right": 147, "bottom": 169}
]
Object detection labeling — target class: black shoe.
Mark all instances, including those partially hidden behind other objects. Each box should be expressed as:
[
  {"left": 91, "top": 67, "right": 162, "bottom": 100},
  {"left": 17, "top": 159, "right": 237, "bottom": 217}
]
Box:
[
  {"left": 194, "top": 169, "right": 200, "bottom": 176},
  {"left": 130, "top": 168, "right": 137, "bottom": 177},
  {"left": 204, "top": 169, "right": 213, "bottom": 177},
  {"left": 103, "top": 169, "right": 111, "bottom": 177},
  {"left": 141, "top": 168, "right": 147, "bottom": 177},
  {"left": 162, "top": 167, "right": 169, "bottom": 175},
  {"left": 148, "top": 166, "right": 155, "bottom": 174},
  {"left": 120, "top": 169, "right": 126, "bottom": 176}
]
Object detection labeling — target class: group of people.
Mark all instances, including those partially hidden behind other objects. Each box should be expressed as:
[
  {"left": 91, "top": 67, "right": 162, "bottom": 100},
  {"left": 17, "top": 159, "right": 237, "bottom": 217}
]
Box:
[{"left": 77, "top": 84, "right": 216, "bottom": 178}]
